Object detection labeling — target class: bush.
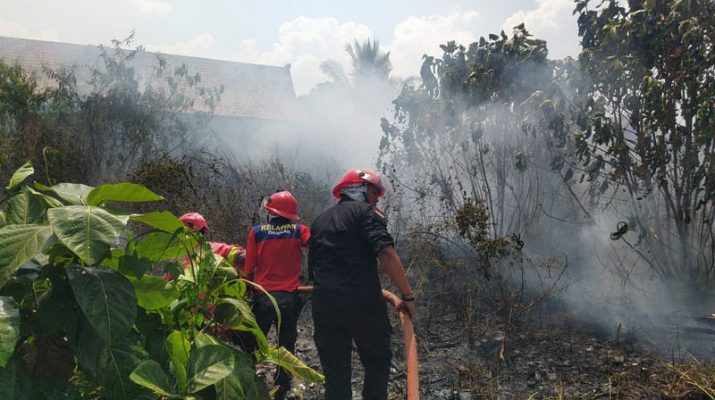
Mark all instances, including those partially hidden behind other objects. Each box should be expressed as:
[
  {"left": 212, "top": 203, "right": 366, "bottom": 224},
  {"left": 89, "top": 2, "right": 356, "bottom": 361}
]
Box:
[{"left": 0, "top": 162, "right": 323, "bottom": 399}]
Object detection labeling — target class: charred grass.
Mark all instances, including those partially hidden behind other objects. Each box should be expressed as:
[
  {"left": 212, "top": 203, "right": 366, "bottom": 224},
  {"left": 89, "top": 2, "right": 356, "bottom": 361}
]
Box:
[
  {"left": 287, "top": 284, "right": 715, "bottom": 399},
  {"left": 409, "top": 291, "right": 715, "bottom": 400}
]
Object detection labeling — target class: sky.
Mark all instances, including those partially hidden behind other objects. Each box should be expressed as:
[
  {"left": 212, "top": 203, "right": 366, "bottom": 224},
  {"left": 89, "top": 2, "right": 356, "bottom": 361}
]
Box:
[{"left": 1, "top": 0, "right": 580, "bottom": 95}]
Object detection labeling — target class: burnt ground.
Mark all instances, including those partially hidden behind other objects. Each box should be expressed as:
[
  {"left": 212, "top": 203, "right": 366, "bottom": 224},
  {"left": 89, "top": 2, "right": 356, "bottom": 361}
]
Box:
[{"left": 256, "top": 293, "right": 715, "bottom": 400}]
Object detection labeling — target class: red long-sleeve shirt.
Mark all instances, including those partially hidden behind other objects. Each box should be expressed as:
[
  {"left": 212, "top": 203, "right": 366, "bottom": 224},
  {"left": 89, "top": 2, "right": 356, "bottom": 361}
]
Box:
[
  {"left": 163, "top": 241, "right": 245, "bottom": 282},
  {"left": 209, "top": 242, "right": 245, "bottom": 270},
  {"left": 242, "top": 218, "right": 310, "bottom": 292}
]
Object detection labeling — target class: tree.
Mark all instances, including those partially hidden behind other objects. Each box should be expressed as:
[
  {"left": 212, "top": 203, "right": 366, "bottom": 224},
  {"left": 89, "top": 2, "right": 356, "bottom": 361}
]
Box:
[
  {"left": 318, "top": 38, "right": 392, "bottom": 87},
  {"left": 306, "top": 38, "right": 398, "bottom": 169},
  {"left": 346, "top": 38, "right": 392, "bottom": 83},
  {"left": 377, "top": 28, "right": 571, "bottom": 355},
  {"left": 0, "top": 34, "right": 220, "bottom": 186},
  {"left": 572, "top": 0, "right": 715, "bottom": 297},
  {"left": 378, "top": 27, "right": 576, "bottom": 248}
]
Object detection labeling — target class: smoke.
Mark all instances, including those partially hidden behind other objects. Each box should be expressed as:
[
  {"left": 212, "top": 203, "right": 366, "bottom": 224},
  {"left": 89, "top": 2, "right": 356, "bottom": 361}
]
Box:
[
  {"left": 207, "top": 22, "right": 706, "bottom": 355},
  {"left": 498, "top": 101, "right": 709, "bottom": 354},
  {"left": 375, "top": 37, "right": 714, "bottom": 355},
  {"left": 299, "top": 79, "right": 400, "bottom": 170},
  {"left": 21, "top": 28, "right": 706, "bottom": 353},
  {"left": 204, "top": 40, "right": 400, "bottom": 194}
]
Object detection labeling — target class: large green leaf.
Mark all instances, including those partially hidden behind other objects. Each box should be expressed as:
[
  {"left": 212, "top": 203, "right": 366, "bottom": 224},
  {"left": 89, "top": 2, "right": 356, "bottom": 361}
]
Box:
[
  {"left": 101, "top": 336, "right": 150, "bottom": 400},
  {"left": 48, "top": 206, "right": 127, "bottom": 265},
  {"left": 87, "top": 183, "right": 164, "bottom": 206},
  {"left": 166, "top": 330, "right": 190, "bottom": 393},
  {"left": 194, "top": 332, "right": 220, "bottom": 348},
  {"left": 265, "top": 346, "right": 324, "bottom": 384},
  {"left": 133, "top": 231, "right": 193, "bottom": 262},
  {"left": 0, "top": 224, "right": 52, "bottom": 286},
  {"left": 37, "top": 182, "right": 95, "bottom": 205},
  {"left": 172, "top": 353, "right": 189, "bottom": 394},
  {"left": 219, "top": 297, "right": 257, "bottom": 329},
  {"left": 71, "top": 318, "right": 133, "bottom": 393},
  {"left": 166, "top": 331, "right": 190, "bottom": 366},
  {"left": 221, "top": 280, "right": 248, "bottom": 300},
  {"left": 5, "top": 189, "right": 48, "bottom": 225},
  {"left": 131, "top": 211, "right": 185, "bottom": 233},
  {"left": 118, "top": 253, "right": 151, "bottom": 278},
  {"left": 223, "top": 291, "right": 269, "bottom": 353},
  {"left": 129, "top": 360, "right": 176, "bottom": 397},
  {"left": 215, "top": 349, "right": 269, "bottom": 400},
  {"left": 237, "top": 318, "right": 269, "bottom": 355},
  {"left": 132, "top": 275, "right": 179, "bottom": 310},
  {"left": 214, "top": 370, "right": 248, "bottom": 400},
  {"left": 0, "top": 297, "right": 20, "bottom": 368},
  {"left": 68, "top": 312, "right": 148, "bottom": 400},
  {"left": 211, "top": 252, "right": 239, "bottom": 280},
  {"left": 187, "top": 345, "right": 234, "bottom": 393},
  {"left": 130, "top": 360, "right": 176, "bottom": 397},
  {"left": 6, "top": 161, "right": 33, "bottom": 191},
  {"left": 67, "top": 311, "right": 104, "bottom": 380},
  {"left": 141, "top": 327, "right": 169, "bottom": 373},
  {"left": 67, "top": 266, "right": 137, "bottom": 345},
  {"left": 101, "top": 248, "right": 125, "bottom": 271},
  {"left": 29, "top": 187, "right": 64, "bottom": 209}
]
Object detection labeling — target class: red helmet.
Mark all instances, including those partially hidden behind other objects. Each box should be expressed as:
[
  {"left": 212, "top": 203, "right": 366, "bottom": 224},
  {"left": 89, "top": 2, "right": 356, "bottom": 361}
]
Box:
[
  {"left": 179, "top": 212, "right": 208, "bottom": 232},
  {"left": 264, "top": 191, "right": 299, "bottom": 221},
  {"left": 332, "top": 168, "right": 386, "bottom": 199}
]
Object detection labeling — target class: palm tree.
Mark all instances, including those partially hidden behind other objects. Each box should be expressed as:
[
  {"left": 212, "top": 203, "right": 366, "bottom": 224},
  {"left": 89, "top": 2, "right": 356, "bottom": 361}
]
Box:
[{"left": 345, "top": 38, "right": 392, "bottom": 82}]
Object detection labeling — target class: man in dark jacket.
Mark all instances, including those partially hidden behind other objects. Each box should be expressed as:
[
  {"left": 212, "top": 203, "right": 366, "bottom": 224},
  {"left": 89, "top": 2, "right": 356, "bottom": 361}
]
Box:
[{"left": 309, "top": 168, "right": 416, "bottom": 400}]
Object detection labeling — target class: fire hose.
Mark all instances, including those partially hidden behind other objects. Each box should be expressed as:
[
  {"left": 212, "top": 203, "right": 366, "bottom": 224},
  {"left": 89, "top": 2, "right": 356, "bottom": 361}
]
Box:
[{"left": 297, "top": 285, "right": 420, "bottom": 400}]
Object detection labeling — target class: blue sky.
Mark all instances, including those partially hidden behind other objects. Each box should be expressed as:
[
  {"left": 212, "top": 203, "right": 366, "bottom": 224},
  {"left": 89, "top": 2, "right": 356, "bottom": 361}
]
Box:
[{"left": 1, "top": 0, "right": 580, "bottom": 95}]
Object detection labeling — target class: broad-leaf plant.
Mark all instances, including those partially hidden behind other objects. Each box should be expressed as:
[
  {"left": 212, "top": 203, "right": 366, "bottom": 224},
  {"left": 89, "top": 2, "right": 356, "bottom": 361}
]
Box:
[{"left": 0, "top": 161, "right": 322, "bottom": 399}]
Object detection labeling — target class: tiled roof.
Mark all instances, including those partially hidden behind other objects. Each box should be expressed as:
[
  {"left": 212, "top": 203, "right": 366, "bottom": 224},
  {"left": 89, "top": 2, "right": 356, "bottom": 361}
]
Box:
[{"left": 0, "top": 35, "right": 302, "bottom": 121}]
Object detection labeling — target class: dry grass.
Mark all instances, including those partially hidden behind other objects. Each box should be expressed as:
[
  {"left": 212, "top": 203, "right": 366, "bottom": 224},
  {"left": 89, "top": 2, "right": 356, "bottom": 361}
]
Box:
[
  {"left": 662, "top": 360, "right": 715, "bottom": 400},
  {"left": 456, "top": 361, "right": 501, "bottom": 400}
]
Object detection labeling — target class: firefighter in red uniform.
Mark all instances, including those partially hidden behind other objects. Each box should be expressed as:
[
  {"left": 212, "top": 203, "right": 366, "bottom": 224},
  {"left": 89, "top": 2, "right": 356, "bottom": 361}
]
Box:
[
  {"left": 308, "top": 169, "right": 416, "bottom": 400},
  {"left": 242, "top": 191, "right": 310, "bottom": 400},
  {"left": 177, "top": 212, "right": 246, "bottom": 270},
  {"left": 175, "top": 212, "right": 246, "bottom": 341}
]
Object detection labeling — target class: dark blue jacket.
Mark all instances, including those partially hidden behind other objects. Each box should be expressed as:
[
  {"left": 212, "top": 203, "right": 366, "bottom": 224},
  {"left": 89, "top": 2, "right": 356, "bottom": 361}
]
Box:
[{"left": 308, "top": 198, "right": 394, "bottom": 312}]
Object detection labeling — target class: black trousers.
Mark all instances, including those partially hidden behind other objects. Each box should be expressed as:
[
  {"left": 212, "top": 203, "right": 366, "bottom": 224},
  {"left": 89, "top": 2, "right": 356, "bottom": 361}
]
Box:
[
  {"left": 247, "top": 291, "right": 304, "bottom": 391},
  {"left": 312, "top": 307, "right": 392, "bottom": 400}
]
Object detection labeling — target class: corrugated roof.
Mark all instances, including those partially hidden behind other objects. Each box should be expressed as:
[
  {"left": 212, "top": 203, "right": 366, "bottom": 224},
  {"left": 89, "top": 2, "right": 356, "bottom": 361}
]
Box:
[{"left": 0, "top": 35, "right": 302, "bottom": 121}]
